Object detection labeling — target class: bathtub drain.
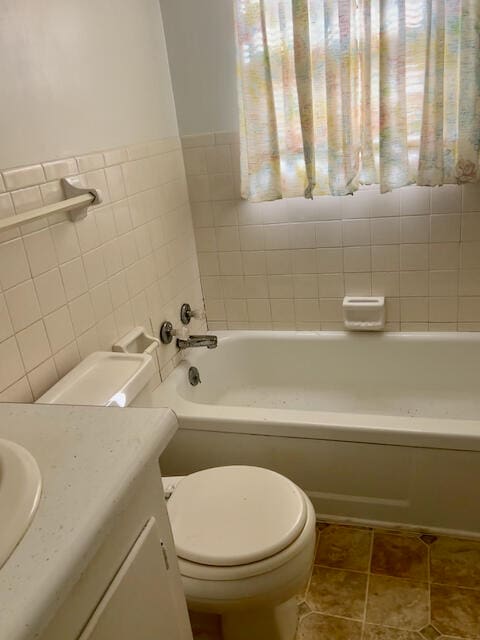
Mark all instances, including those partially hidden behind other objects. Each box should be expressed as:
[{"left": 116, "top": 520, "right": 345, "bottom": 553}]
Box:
[{"left": 188, "top": 366, "right": 201, "bottom": 386}]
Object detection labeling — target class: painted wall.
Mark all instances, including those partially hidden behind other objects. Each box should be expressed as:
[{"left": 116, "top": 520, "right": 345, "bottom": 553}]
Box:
[
  {"left": 160, "top": 0, "right": 238, "bottom": 136},
  {"left": 0, "top": 0, "right": 178, "bottom": 168}
]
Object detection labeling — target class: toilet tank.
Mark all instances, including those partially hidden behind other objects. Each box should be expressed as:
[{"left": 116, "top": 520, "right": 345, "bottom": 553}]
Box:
[{"left": 37, "top": 352, "right": 155, "bottom": 407}]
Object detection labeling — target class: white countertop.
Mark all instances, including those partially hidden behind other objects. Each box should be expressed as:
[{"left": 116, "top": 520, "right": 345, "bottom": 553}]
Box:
[{"left": 0, "top": 403, "right": 178, "bottom": 640}]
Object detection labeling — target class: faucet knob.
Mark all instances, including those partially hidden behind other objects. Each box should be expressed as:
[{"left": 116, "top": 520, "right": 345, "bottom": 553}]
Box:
[
  {"left": 180, "top": 303, "right": 193, "bottom": 325},
  {"left": 159, "top": 321, "right": 174, "bottom": 344},
  {"left": 180, "top": 303, "right": 206, "bottom": 325},
  {"left": 160, "top": 321, "right": 189, "bottom": 345}
]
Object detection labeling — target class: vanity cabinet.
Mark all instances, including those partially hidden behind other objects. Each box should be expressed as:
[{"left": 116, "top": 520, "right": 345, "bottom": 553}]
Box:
[
  {"left": 39, "top": 463, "right": 192, "bottom": 640},
  {"left": 79, "top": 518, "right": 183, "bottom": 640}
]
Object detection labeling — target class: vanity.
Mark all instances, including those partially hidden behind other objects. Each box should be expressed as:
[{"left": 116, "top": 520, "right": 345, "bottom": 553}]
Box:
[{"left": 0, "top": 403, "right": 192, "bottom": 640}]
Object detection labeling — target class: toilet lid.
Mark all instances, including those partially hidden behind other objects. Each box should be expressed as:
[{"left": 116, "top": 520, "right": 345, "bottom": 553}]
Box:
[{"left": 167, "top": 466, "right": 307, "bottom": 566}]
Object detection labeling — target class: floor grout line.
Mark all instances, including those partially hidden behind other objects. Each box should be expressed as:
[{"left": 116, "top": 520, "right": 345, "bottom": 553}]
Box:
[
  {"left": 313, "top": 562, "right": 369, "bottom": 575},
  {"left": 361, "top": 529, "right": 375, "bottom": 639},
  {"left": 301, "top": 526, "right": 323, "bottom": 604},
  {"left": 430, "top": 580, "right": 480, "bottom": 591},
  {"left": 300, "top": 611, "right": 363, "bottom": 623},
  {"left": 427, "top": 540, "right": 432, "bottom": 630}
]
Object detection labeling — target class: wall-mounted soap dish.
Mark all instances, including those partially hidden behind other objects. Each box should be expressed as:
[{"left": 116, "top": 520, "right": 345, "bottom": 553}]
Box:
[
  {"left": 112, "top": 326, "right": 160, "bottom": 355},
  {"left": 343, "top": 296, "right": 385, "bottom": 331}
]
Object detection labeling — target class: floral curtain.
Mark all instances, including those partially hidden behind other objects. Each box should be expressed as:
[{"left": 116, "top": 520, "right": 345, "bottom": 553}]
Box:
[{"left": 234, "top": 0, "right": 480, "bottom": 201}]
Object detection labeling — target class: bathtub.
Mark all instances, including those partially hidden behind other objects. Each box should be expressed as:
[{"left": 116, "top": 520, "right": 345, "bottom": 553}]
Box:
[{"left": 142, "top": 331, "right": 480, "bottom": 537}]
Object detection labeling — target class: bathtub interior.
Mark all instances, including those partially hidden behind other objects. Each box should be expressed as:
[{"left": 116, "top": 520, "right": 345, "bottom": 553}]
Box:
[{"left": 177, "top": 332, "right": 480, "bottom": 420}]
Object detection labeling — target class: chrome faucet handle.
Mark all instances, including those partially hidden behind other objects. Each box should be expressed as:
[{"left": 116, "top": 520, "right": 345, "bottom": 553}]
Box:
[
  {"left": 160, "top": 321, "right": 191, "bottom": 345},
  {"left": 180, "top": 303, "right": 206, "bottom": 325},
  {"left": 180, "top": 303, "right": 193, "bottom": 325},
  {"left": 159, "top": 321, "right": 174, "bottom": 344}
]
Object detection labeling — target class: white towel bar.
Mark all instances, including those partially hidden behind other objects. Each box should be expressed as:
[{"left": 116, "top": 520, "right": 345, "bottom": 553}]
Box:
[{"left": 0, "top": 177, "right": 102, "bottom": 232}]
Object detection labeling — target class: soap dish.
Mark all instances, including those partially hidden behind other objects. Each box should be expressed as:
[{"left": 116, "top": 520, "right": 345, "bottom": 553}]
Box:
[
  {"left": 112, "top": 326, "right": 160, "bottom": 355},
  {"left": 343, "top": 296, "right": 385, "bottom": 331}
]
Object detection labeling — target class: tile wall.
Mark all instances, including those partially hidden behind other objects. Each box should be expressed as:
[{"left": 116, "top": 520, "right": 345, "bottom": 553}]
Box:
[
  {"left": 0, "top": 138, "right": 205, "bottom": 402},
  {"left": 184, "top": 132, "right": 480, "bottom": 332}
]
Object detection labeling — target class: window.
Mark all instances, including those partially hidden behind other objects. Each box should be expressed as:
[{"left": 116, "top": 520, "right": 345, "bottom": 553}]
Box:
[{"left": 235, "top": 0, "right": 480, "bottom": 201}]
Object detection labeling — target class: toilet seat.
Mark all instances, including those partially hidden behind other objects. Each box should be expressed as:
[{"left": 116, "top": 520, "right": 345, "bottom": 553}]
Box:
[
  {"left": 167, "top": 466, "right": 307, "bottom": 567},
  {"left": 176, "top": 494, "right": 315, "bottom": 581},
  {"left": 176, "top": 495, "right": 317, "bottom": 615}
]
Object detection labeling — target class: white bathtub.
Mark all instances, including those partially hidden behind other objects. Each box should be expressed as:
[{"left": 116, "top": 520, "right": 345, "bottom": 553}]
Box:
[{"left": 142, "top": 331, "right": 480, "bottom": 537}]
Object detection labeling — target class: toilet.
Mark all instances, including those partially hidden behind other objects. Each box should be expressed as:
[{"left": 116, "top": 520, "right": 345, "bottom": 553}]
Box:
[{"left": 38, "top": 351, "right": 316, "bottom": 640}]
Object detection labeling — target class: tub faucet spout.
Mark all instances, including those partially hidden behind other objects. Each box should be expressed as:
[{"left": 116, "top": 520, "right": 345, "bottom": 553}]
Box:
[{"left": 176, "top": 334, "right": 218, "bottom": 350}]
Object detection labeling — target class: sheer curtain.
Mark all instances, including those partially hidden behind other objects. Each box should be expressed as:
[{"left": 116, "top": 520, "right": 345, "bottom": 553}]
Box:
[{"left": 235, "top": 0, "right": 480, "bottom": 201}]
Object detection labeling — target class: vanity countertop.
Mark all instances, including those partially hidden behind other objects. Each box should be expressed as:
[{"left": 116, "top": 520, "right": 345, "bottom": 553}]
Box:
[{"left": 0, "top": 402, "right": 177, "bottom": 640}]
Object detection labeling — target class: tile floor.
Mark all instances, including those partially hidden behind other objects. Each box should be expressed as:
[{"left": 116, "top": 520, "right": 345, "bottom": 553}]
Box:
[{"left": 190, "top": 522, "right": 480, "bottom": 640}]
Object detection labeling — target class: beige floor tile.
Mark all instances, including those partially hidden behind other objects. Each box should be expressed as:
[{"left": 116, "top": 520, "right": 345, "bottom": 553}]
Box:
[
  {"left": 430, "top": 537, "right": 480, "bottom": 589},
  {"left": 363, "top": 624, "right": 423, "bottom": 639},
  {"left": 296, "top": 613, "right": 362, "bottom": 640},
  {"left": 366, "top": 575, "right": 429, "bottom": 630},
  {"left": 431, "top": 583, "right": 480, "bottom": 638},
  {"left": 371, "top": 533, "right": 428, "bottom": 581},
  {"left": 315, "top": 525, "right": 372, "bottom": 572},
  {"left": 306, "top": 566, "right": 367, "bottom": 619},
  {"left": 187, "top": 525, "right": 480, "bottom": 640}
]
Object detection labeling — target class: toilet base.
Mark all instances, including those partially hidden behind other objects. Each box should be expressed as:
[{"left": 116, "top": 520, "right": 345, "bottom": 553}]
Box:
[{"left": 221, "top": 596, "right": 298, "bottom": 640}]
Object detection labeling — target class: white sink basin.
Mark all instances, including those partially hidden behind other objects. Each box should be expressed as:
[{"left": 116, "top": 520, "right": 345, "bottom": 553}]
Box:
[{"left": 0, "top": 438, "right": 41, "bottom": 569}]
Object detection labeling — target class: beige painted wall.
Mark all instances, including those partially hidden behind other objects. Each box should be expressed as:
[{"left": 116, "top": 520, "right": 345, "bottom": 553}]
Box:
[
  {"left": 0, "top": 0, "right": 178, "bottom": 168},
  {"left": 160, "top": 0, "right": 238, "bottom": 136}
]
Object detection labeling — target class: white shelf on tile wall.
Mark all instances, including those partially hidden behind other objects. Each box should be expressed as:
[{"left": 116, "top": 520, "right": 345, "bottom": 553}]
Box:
[{"left": 0, "top": 177, "right": 102, "bottom": 232}]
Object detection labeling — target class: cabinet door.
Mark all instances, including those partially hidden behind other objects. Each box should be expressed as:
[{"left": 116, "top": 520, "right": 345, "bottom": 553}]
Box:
[{"left": 79, "top": 517, "right": 189, "bottom": 640}]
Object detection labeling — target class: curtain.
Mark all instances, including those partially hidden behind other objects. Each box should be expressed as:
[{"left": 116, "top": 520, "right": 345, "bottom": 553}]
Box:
[{"left": 235, "top": 0, "right": 480, "bottom": 201}]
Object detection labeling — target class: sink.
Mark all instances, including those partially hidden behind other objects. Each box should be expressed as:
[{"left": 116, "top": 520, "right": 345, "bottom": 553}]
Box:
[{"left": 0, "top": 439, "right": 41, "bottom": 569}]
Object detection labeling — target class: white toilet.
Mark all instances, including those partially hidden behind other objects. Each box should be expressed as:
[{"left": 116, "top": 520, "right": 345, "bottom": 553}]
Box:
[{"left": 38, "top": 351, "right": 316, "bottom": 640}]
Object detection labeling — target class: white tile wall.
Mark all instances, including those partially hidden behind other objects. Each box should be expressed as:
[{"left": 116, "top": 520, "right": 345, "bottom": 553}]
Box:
[
  {"left": 183, "top": 131, "right": 480, "bottom": 332},
  {"left": 0, "top": 137, "right": 205, "bottom": 401}
]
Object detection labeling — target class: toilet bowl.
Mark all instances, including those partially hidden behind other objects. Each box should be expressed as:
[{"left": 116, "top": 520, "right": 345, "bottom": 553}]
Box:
[
  {"left": 166, "top": 466, "right": 316, "bottom": 640},
  {"left": 37, "top": 350, "right": 316, "bottom": 640}
]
